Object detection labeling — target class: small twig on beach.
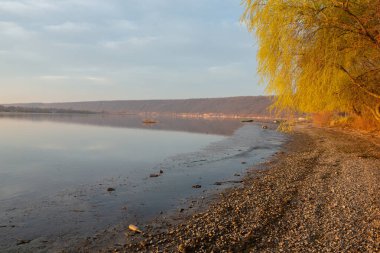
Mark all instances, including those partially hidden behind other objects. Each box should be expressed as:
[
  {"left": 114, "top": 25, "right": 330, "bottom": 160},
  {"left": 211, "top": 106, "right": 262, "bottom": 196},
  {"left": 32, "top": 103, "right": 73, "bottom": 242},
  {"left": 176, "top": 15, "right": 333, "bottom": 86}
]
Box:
[{"left": 214, "top": 180, "right": 243, "bottom": 185}]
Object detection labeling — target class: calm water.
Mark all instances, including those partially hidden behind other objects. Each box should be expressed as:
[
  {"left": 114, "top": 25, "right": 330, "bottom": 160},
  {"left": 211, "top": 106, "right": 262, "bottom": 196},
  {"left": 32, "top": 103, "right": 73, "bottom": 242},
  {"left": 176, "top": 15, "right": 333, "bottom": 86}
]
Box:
[{"left": 0, "top": 114, "right": 285, "bottom": 251}]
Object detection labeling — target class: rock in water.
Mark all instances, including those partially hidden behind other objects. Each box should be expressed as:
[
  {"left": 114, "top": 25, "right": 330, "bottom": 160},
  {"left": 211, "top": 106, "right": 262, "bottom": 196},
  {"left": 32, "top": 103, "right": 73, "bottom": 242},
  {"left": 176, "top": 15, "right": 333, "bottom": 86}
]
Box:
[
  {"left": 192, "top": 184, "right": 202, "bottom": 189},
  {"left": 107, "top": 187, "right": 115, "bottom": 192},
  {"left": 16, "top": 239, "right": 31, "bottom": 245}
]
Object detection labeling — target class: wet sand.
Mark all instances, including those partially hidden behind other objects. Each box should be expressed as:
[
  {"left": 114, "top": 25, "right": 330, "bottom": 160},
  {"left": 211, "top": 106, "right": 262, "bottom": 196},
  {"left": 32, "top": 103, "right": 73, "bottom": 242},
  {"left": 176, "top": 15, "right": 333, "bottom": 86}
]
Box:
[{"left": 82, "top": 124, "right": 380, "bottom": 252}]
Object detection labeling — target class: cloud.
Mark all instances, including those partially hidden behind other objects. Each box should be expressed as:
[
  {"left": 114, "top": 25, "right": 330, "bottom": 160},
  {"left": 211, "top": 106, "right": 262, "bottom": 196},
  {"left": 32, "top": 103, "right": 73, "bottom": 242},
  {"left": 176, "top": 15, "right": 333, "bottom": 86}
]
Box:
[
  {"left": 127, "top": 36, "right": 158, "bottom": 45},
  {"left": 108, "top": 19, "right": 138, "bottom": 30},
  {"left": 0, "top": 1, "right": 57, "bottom": 14},
  {"left": 82, "top": 76, "right": 109, "bottom": 82},
  {"left": 0, "top": 21, "right": 32, "bottom": 38},
  {"left": 207, "top": 63, "right": 244, "bottom": 75},
  {"left": 0, "top": 0, "right": 112, "bottom": 15},
  {"left": 44, "top": 22, "right": 92, "bottom": 33},
  {"left": 39, "top": 75, "right": 111, "bottom": 84},
  {"left": 40, "top": 75, "right": 70, "bottom": 80},
  {"left": 102, "top": 36, "right": 158, "bottom": 49}
]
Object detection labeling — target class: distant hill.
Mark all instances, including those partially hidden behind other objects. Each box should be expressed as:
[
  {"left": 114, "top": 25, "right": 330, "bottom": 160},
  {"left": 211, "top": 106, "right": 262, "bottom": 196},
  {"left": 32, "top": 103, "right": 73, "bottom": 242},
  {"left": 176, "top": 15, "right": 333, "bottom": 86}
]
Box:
[
  {"left": 0, "top": 105, "right": 94, "bottom": 114},
  {"left": 6, "top": 96, "right": 274, "bottom": 117}
]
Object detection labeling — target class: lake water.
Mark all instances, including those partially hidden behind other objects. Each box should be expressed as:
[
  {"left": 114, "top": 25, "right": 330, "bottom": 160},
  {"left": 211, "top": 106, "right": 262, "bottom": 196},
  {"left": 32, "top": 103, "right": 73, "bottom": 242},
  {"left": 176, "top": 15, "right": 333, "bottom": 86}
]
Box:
[{"left": 0, "top": 114, "right": 286, "bottom": 251}]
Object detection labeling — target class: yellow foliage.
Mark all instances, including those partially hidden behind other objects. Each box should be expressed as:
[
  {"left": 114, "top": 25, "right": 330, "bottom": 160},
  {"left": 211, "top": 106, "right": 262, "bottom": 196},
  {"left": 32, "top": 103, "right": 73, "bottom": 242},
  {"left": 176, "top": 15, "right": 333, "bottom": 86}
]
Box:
[{"left": 242, "top": 0, "right": 380, "bottom": 125}]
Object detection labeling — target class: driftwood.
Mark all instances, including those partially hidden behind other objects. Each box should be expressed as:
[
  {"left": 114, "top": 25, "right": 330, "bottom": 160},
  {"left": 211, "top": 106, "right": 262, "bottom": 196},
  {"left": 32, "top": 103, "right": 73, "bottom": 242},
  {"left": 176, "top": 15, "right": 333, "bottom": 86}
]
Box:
[{"left": 214, "top": 180, "right": 243, "bottom": 186}]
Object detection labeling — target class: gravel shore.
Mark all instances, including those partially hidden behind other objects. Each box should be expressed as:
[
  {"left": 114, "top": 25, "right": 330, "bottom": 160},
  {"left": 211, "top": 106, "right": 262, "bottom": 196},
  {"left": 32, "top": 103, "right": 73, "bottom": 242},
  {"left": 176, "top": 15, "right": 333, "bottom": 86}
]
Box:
[{"left": 90, "top": 125, "right": 380, "bottom": 252}]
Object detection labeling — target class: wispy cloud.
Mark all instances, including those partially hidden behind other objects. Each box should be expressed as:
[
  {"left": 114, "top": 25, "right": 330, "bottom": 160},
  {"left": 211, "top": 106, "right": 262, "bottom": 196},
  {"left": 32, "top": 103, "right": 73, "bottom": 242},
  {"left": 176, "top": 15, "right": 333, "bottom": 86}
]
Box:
[
  {"left": 44, "top": 22, "right": 92, "bottom": 33},
  {"left": 82, "top": 76, "right": 109, "bottom": 83},
  {"left": 0, "top": 1, "right": 57, "bottom": 14},
  {"left": 40, "top": 75, "right": 70, "bottom": 80},
  {"left": 39, "top": 75, "right": 111, "bottom": 84},
  {"left": 102, "top": 36, "right": 159, "bottom": 49},
  {"left": 207, "top": 63, "right": 244, "bottom": 75},
  {"left": 108, "top": 19, "right": 138, "bottom": 30},
  {"left": 0, "top": 21, "right": 32, "bottom": 38}
]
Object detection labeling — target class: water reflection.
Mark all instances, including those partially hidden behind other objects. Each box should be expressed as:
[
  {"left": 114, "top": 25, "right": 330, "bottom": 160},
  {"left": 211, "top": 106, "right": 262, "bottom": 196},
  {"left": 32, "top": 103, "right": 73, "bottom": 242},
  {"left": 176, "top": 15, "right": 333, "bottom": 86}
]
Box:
[
  {"left": 0, "top": 114, "right": 285, "bottom": 251},
  {"left": 0, "top": 113, "right": 243, "bottom": 136}
]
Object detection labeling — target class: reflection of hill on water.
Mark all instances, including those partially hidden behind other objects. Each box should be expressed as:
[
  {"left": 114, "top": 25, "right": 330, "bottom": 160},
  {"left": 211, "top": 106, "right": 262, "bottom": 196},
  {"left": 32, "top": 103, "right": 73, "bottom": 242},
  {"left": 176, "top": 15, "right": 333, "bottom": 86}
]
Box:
[{"left": 0, "top": 114, "right": 243, "bottom": 136}]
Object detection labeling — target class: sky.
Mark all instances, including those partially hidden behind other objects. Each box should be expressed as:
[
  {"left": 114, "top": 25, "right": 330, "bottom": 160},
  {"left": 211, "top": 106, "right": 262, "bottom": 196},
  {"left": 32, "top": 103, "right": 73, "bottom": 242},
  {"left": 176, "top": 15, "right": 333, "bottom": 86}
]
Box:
[{"left": 0, "top": 0, "right": 262, "bottom": 103}]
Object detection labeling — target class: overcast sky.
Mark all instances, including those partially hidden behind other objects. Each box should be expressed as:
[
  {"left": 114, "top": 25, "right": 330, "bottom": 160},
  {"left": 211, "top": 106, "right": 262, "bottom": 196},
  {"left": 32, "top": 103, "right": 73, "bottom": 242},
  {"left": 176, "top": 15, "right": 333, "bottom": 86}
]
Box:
[{"left": 0, "top": 0, "right": 262, "bottom": 103}]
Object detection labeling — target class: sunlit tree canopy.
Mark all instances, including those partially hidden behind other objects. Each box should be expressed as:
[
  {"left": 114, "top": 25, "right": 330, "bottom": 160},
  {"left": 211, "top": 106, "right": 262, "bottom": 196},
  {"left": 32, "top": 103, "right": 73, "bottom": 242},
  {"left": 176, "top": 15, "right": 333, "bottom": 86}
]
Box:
[{"left": 242, "top": 0, "right": 380, "bottom": 123}]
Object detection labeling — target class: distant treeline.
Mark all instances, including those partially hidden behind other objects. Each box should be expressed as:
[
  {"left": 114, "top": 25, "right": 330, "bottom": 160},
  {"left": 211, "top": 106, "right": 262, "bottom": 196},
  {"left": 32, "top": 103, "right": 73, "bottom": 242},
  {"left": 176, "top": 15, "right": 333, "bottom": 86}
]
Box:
[{"left": 0, "top": 105, "right": 95, "bottom": 114}]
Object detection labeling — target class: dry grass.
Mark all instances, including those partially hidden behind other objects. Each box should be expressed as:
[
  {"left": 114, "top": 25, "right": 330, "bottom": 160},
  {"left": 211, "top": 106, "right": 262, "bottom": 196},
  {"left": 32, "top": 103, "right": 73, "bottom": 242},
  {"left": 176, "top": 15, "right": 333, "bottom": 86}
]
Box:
[
  {"left": 350, "top": 116, "right": 380, "bottom": 131},
  {"left": 312, "top": 112, "right": 334, "bottom": 127},
  {"left": 312, "top": 112, "right": 379, "bottom": 133}
]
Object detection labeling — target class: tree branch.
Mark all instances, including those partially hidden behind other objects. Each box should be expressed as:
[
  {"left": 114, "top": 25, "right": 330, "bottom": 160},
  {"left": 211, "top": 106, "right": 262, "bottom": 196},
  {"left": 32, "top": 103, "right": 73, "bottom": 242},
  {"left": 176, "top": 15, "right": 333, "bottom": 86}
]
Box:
[
  {"left": 339, "top": 65, "right": 380, "bottom": 99},
  {"left": 355, "top": 68, "right": 380, "bottom": 80},
  {"left": 334, "top": 5, "right": 380, "bottom": 49}
]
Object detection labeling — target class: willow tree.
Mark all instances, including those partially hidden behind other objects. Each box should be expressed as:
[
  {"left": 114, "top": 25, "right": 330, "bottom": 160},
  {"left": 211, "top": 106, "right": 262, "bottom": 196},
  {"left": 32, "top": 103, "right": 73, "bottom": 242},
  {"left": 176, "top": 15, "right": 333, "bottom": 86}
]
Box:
[{"left": 242, "top": 0, "right": 380, "bottom": 123}]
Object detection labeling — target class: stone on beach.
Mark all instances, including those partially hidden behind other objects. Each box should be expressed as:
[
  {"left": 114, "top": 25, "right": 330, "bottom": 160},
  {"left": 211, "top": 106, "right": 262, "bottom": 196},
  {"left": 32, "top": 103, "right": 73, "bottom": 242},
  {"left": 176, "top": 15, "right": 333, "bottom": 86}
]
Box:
[{"left": 128, "top": 224, "right": 142, "bottom": 233}]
